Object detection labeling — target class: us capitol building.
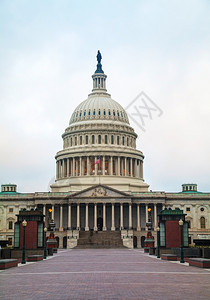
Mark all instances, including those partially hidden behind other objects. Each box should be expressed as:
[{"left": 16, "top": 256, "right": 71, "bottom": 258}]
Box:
[{"left": 0, "top": 52, "right": 209, "bottom": 248}]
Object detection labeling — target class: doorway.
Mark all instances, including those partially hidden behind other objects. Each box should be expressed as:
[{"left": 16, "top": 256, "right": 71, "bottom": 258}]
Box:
[{"left": 97, "top": 217, "right": 103, "bottom": 231}]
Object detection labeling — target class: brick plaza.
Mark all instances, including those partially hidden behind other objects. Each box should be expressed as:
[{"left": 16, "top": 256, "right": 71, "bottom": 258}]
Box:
[{"left": 0, "top": 249, "right": 210, "bottom": 300}]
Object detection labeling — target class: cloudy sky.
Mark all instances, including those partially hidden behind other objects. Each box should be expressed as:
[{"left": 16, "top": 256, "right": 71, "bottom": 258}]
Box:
[{"left": 0, "top": 0, "right": 210, "bottom": 193}]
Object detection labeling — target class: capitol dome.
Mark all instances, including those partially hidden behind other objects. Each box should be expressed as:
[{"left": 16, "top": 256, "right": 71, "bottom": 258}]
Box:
[
  {"left": 69, "top": 94, "right": 129, "bottom": 125},
  {"left": 51, "top": 51, "right": 149, "bottom": 193}
]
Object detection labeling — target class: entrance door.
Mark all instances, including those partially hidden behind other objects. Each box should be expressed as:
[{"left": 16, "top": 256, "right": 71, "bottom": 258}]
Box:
[
  {"left": 141, "top": 236, "right": 145, "bottom": 248},
  {"left": 97, "top": 217, "right": 103, "bottom": 231},
  {"left": 133, "top": 236, "right": 137, "bottom": 248},
  {"left": 63, "top": 236, "right": 67, "bottom": 249}
]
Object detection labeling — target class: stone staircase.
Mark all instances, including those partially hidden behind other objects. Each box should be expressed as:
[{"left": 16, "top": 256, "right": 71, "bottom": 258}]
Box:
[{"left": 75, "top": 231, "right": 125, "bottom": 249}]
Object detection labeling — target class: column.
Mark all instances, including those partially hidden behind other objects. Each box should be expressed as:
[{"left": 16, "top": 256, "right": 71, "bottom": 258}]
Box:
[
  {"left": 94, "top": 203, "right": 97, "bottom": 231},
  {"left": 85, "top": 203, "right": 89, "bottom": 231},
  {"left": 124, "top": 157, "right": 127, "bottom": 176},
  {"left": 67, "top": 158, "right": 69, "bottom": 177},
  {"left": 76, "top": 158, "right": 78, "bottom": 176},
  {"left": 153, "top": 203, "right": 157, "bottom": 229},
  {"left": 68, "top": 204, "right": 71, "bottom": 229},
  {"left": 81, "top": 157, "right": 84, "bottom": 176},
  {"left": 51, "top": 204, "right": 55, "bottom": 220},
  {"left": 130, "top": 158, "right": 133, "bottom": 177},
  {"left": 121, "top": 158, "right": 123, "bottom": 176},
  {"left": 145, "top": 204, "right": 148, "bottom": 230},
  {"left": 102, "top": 156, "right": 105, "bottom": 175},
  {"left": 120, "top": 203, "right": 124, "bottom": 229},
  {"left": 43, "top": 204, "right": 46, "bottom": 221},
  {"left": 87, "top": 156, "right": 90, "bottom": 175},
  {"left": 56, "top": 161, "right": 59, "bottom": 179},
  {"left": 111, "top": 203, "right": 115, "bottom": 231},
  {"left": 59, "top": 205, "right": 63, "bottom": 231},
  {"left": 140, "top": 161, "right": 143, "bottom": 179},
  {"left": 118, "top": 157, "right": 120, "bottom": 175},
  {"left": 94, "top": 156, "right": 97, "bottom": 175},
  {"left": 110, "top": 156, "right": 113, "bottom": 175},
  {"left": 129, "top": 203, "right": 132, "bottom": 229},
  {"left": 134, "top": 159, "right": 137, "bottom": 177},
  {"left": 73, "top": 157, "right": 75, "bottom": 176},
  {"left": 79, "top": 157, "right": 82, "bottom": 176},
  {"left": 77, "top": 203, "right": 80, "bottom": 229},
  {"left": 61, "top": 160, "right": 63, "bottom": 178},
  {"left": 58, "top": 161, "right": 61, "bottom": 178},
  {"left": 103, "top": 203, "right": 107, "bottom": 231},
  {"left": 137, "top": 203, "right": 140, "bottom": 231}
]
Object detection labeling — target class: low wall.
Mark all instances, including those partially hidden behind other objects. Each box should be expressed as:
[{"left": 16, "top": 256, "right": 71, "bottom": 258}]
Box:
[{"left": 11, "top": 249, "right": 44, "bottom": 259}]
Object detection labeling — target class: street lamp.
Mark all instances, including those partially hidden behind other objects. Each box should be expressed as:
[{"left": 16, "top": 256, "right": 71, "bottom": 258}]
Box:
[
  {"left": 44, "top": 227, "right": 47, "bottom": 259},
  {"left": 156, "top": 226, "right": 160, "bottom": 258},
  {"left": 179, "top": 219, "right": 184, "bottom": 263},
  {"left": 21, "top": 219, "right": 27, "bottom": 264}
]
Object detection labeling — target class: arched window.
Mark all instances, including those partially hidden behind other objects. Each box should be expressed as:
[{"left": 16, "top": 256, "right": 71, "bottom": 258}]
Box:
[
  {"left": 98, "top": 135, "right": 101, "bottom": 144},
  {"left": 86, "top": 135, "right": 88, "bottom": 144},
  {"left": 122, "top": 136, "right": 125, "bottom": 145},
  {"left": 200, "top": 217, "right": 205, "bottom": 229},
  {"left": 111, "top": 135, "right": 114, "bottom": 144},
  {"left": 93, "top": 110, "right": 96, "bottom": 116},
  {"left": 127, "top": 137, "right": 129, "bottom": 146},
  {"left": 75, "top": 137, "right": 77, "bottom": 146},
  {"left": 113, "top": 111, "right": 116, "bottom": 116},
  {"left": 105, "top": 135, "right": 108, "bottom": 144},
  {"left": 92, "top": 135, "right": 95, "bottom": 144},
  {"left": 104, "top": 110, "right": 106, "bottom": 116},
  {"left": 88, "top": 110, "right": 91, "bottom": 116},
  {"left": 108, "top": 110, "right": 111, "bottom": 116},
  {"left": 117, "top": 136, "right": 120, "bottom": 145},
  {"left": 98, "top": 110, "right": 101, "bottom": 116},
  {"left": 84, "top": 111, "right": 86, "bottom": 116},
  {"left": 80, "top": 136, "right": 82, "bottom": 145}
]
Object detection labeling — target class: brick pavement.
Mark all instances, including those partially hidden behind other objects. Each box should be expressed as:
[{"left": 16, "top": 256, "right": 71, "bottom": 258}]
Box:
[{"left": 0, "top": 249, "right": 210, "bottom": 300}]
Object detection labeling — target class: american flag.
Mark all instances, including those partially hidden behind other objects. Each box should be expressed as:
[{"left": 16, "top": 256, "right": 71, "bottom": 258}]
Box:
[{"left": 95, "top": 156, "right": 100, "bottom": 164}]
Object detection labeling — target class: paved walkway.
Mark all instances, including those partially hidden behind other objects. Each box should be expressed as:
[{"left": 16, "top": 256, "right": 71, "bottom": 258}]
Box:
[{"left": 0, "top": 249, "right": 210, "bottom": 300}]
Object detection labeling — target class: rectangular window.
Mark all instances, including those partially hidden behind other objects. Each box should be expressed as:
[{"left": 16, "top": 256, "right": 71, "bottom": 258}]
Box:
[
  {"left": 160, "top": 222, "right": 165, "bottom": 247},
  {"left": 111, "top": 135, "right": 114, "bottom": 144},
  {"left": 86, "top": 135, "right": 88, "bottom": 144},
  {"left": 105, "top": 135, "right": 108, "bottom": 144},
  {"left": 117, "top": 136, "right": 119, "bottom": 145},
  {"left": 14, "top": 223, "right": 20, "bottom": 248},
  {"left": 80, "top": 136, "right": 82, "bottom": 145},
  {"left": 37, "top": 223, "right": 43, "bottom": 247},
  {"left": 75, "top": 137, "right": 77, "bottom": 146},
  {"left": 92, "top": 135, "right": 95, "bottom": 144},
  {"left": 98, "top": 135, "right": 101, "bottom": 144},
  {"left": 183, "top": 223, "right": 189, "bottom": 247},
  {"left": 186, "top": 207, "right": 190, "bottom": 211},
  {"left": 9, "top": 208, "right": 13, "bottom": 213},
  {"left": 9, "top": 221, "right": 13, "bottom": 230}
]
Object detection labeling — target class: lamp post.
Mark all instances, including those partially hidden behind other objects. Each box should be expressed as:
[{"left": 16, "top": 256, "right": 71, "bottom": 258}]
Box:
[
  {"left": 21, "top": 219, "right": 27, "bottom": 264},
  {"left": 179, "top": 219, "right": 184, "bottom": 263},
  {"left": 156, "top": 226, "right": 160, "bottom": 258},
  {"left": 44, "top": 227, "right": 47, "bottom": 259}
]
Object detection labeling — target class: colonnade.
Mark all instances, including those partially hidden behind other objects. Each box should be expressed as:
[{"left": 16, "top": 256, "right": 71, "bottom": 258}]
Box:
[
  {"left": 42, "top": 202, "right": 159, "bottom": 232},
  {"left": 56, "top": 156, "right": 143, "bottom": 179}
]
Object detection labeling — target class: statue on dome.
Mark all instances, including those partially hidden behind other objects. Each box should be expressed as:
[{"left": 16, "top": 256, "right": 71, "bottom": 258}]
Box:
[
  {"left": 97, "top": 50, "right": 102, "bottom": 64},
  {"left": 95, "top": 50, "right": 104, "bottom": 74}
]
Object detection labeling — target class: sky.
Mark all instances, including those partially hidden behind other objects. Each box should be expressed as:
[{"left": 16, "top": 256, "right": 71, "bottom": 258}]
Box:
[{"left": 0, "top": 0, "right": 210, "bottom": 193}]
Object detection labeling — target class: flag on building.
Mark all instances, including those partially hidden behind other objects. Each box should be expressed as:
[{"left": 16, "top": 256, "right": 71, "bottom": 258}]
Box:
[{"left": 95, "top": 156, "right": 100, "bottom": 164}]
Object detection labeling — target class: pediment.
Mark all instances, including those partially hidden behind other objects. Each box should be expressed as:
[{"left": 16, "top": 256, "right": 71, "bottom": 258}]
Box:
[{"left": 70, "top": 185, "right": 129, "bottom": 199}]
